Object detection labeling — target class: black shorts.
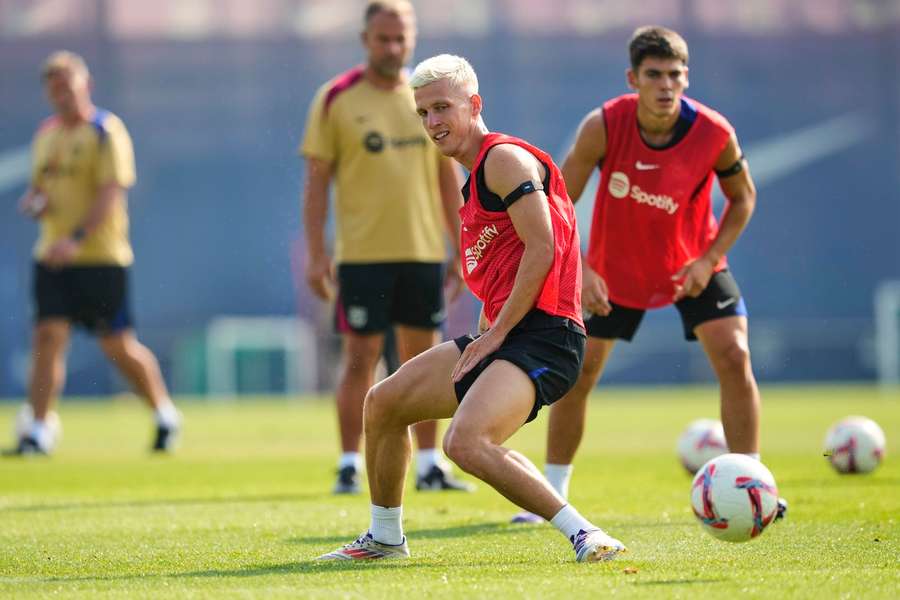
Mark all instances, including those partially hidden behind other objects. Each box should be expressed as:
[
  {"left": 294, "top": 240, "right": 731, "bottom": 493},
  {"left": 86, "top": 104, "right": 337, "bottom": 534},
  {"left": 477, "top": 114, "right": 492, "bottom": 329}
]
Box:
[
  {"left": 585, "top": 270, "right": 748, "bottom": 342},
  {"left": 335, "top": 262, "right": 445, "bottom": 334},
  {"left": 452, "top": 310, "right": 586, "bottom": 424},
  {"left": 33, "top": 263, "right": 133, "bottom": 335}
]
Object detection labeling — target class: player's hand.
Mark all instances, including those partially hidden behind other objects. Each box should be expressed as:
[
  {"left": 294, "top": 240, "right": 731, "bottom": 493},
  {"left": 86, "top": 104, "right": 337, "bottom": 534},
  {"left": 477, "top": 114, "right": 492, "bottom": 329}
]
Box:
[
  {"left": 582, "top": 264, "right": 611, "bottom": 316},
  {"left": 444, "top": 257, "right": 465, "bottom": 302},
  {"left": 305, "top": 254, "right": 335, "bottom": 301},
  {"left": 452, "top": 327, "right": 505, "bottom": 382},
  {"left": 18, "top": 190, "right": 48, "bottom": 220},
  {"left": 672, "top": 256, "right": 715, "bottom": 301},
  {"left": 44, "top": 238, "right": 81, "bottom": 268}
]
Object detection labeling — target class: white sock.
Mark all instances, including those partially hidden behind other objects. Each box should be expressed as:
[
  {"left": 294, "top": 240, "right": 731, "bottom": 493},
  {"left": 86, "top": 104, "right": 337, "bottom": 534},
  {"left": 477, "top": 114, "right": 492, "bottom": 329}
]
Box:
[
  {"left": 545, "top": 463, "right": 573, "bottom": 500},
  {"left": 339, "top": 452, "right": 362, "bottom": 471},
  {"left": 370, "top": 504, "right": 404, "bottom": 545},
  {"left": 154, "top": 400, "right": 180, "bottom": 428},
  {"left": 743, "top": 452, "right": 761, "bottom": 462},
  {"left": 550, "top": 504, "right": 595, "bottom": 542},
  {"left": 416, "top": 448, "right": 442, "bottom": 477},
  {"left": 29, "top": 419, "right": 52, "bottom": 449}
]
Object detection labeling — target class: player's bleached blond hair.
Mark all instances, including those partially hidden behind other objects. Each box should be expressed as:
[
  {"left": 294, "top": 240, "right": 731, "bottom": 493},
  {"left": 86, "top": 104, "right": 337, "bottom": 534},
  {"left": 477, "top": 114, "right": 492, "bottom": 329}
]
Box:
[
  {"left": 41, "top": 50, "right": 90, "bottom": 81},
  {"left": 409, "top": 54, "right": 478, "bottom": 95}
]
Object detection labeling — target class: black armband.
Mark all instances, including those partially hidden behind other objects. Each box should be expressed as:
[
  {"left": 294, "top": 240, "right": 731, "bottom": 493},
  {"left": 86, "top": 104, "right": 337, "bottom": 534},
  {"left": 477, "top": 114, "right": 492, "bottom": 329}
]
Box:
[
  {"left": 715, "top": 156, "right": 746, "bottom": 178},
  {"left": 502, "top": 180, "right": 543, "bottom": 207}
]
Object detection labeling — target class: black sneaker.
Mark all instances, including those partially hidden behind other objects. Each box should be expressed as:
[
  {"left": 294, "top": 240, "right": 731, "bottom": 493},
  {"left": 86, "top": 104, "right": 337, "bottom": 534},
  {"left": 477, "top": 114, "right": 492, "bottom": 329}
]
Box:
[
  {"left": 415, "top": 464, "right": 475, "bottom": 492},
  {"left": 775, "top": 497, "right": 788, "bottom": 521},
  {"left": 152, "top": 423, "right": 180, "bottom": 452},
  {"left": 333, "top": 465, "right": 361, "bottom": 494}
]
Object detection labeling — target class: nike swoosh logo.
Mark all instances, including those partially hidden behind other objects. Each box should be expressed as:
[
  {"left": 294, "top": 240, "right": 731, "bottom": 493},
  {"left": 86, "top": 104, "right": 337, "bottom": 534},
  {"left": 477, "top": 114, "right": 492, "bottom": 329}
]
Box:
[
  {"left": 635, "top": 161, "right": 659, "bottom": 170},
  {"left": 716, "top": 298, "right": 737, "bottom": 310}
]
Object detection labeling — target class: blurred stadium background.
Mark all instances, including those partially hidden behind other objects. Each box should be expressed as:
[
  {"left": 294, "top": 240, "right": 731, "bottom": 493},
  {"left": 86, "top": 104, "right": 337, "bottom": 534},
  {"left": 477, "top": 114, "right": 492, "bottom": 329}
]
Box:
[{"left": 1, "top": 0, "right": 899, "bottom": 399}]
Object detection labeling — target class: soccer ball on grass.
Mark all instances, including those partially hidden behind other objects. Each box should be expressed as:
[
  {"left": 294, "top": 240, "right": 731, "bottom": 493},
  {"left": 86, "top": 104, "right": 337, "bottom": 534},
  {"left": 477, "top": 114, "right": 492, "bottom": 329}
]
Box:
[
  {"left": 677, "top": 418, "right": 728, "bottom": 474},
  {"left": 690, "top": 453, "right": 779, "bottom": 543},
  {"left": 824, "top": 416, "right": 886, "bottom": 474}
]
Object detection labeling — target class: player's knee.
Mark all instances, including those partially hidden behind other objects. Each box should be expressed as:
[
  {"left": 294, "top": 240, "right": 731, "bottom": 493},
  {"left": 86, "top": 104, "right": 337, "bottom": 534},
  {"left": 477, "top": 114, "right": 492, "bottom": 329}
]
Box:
[
  {"left": 34, "top": 324, "right": 67, "bottom": 349},
  {"left": 363, "top": 381, "right": 400, "bottom": 430},
  {"left": 716, "top": 339, "right": 751, "bottom": 376},
  {"left": 443, "top": 426, "right": 486, "bottom": 476}
]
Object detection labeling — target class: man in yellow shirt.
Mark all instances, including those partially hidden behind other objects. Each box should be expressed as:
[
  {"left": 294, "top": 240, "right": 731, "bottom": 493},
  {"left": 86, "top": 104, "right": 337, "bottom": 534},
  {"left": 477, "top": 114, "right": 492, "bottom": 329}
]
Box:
[
  {"left": 300, "top": 1, "right": 470, "bottom": 493},
  {"left": 13, "top": 51, "right": 180, "bottom": 455}
]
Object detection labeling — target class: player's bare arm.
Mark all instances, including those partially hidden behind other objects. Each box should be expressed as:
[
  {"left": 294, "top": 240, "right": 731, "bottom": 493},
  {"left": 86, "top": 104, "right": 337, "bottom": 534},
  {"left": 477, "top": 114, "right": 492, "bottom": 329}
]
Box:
[
  {"left": 672, "top": 134, "right": 756, "bottom": 300},
  {"left": 560, "top": 108, "right": 606, "bottom": 203},
  {"left": 452, "top": 144, "right": 553, "bottom": 382},
  {"left": 302, "top": 156, "right": 336, "bottom": 301},
  {"left": 438, "top": 156, "right": 465, "bottom": 301},
  {"left": 44, "top": 183, "right": 123, "bottom": 268},
  {"left": 561, "top": 108, "right": 611, "bottom": 315}
]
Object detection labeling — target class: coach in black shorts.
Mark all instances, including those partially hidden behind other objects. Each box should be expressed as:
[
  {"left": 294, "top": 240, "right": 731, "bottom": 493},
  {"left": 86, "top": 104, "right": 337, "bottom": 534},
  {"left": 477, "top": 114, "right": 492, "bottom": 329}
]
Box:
[
  {"left": 299, "top": 1, "right": 471, "bottom": 494},
  {"left": 13, "top": 51, "right": 180, "bottom": 455}
]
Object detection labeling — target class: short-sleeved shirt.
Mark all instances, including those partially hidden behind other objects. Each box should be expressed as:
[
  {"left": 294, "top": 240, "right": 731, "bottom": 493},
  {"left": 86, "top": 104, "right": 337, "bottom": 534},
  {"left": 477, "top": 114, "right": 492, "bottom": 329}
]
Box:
[
  {"left": 300, "top": 66, "right": 446, "bottom": 264},
  {"left": 31, "top": 109, "right": 136, "bottom": 266}
]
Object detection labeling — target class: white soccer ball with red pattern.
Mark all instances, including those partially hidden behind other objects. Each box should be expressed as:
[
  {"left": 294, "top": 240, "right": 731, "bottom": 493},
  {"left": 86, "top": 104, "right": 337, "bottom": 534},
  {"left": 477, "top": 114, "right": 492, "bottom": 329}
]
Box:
[
  {"left": 824, "top": 416, "right": 886, "bottom": 474},
  {"left": 690, "top": 453, "right": 779, "bottom": 543},
  {"left": 677, "top": 418, "right": 728, "bottom": 474}
]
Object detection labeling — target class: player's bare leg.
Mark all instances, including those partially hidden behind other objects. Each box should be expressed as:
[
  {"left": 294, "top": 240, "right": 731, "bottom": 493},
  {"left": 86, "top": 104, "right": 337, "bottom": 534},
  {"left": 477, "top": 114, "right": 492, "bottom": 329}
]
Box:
[
  {"left": 336, "top": 331, "right": 384, "bottom": 453},
  {"left": 18, "top": 319, "right": 70, "bottom": 452},
  {"left": 331, "top": 331, "right": 383, "bottom": 492},
  {"left": 319, "top": 344, "right": 625, "bottom": 561},
  {"left": 511, "top": 338, "right": 614, "bottom": 523},
  {"left": 394, "top": 325, "right": 440, "bottom": 449},
  {"left": 395, "top": 324, "right": 474, "bottom": 491},
  {"left": 546, "top": 337, "right": 617, "bottom": 465},
  {"left": 98, "top": 329, "right": 180, "bottom": 451},
  {"left": 29, "top": 319, "right": 70, "bottom": 421},
  {"left": 695, "top": 316, "right": 760, "bottom": 454},
  {"left": 364, "top": 341, "right": 461, "bottom": 506},
  {"left": 98, "top": 330, "right": 169, "bottom": 409},
  {"left": 445, "top": 360, "right": 564, "bottom": 517}
]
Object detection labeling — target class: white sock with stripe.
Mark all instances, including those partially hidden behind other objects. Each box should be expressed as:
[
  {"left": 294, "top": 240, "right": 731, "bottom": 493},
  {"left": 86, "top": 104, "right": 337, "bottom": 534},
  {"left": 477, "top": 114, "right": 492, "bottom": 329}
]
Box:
[{"left": 550, "top": 504, "right": 595, "bottom": 542}]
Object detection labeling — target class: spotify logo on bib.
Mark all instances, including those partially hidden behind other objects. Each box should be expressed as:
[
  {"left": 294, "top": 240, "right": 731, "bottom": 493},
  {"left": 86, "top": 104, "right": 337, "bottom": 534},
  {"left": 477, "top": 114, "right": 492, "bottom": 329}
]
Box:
[{"left": 608, "top": 171, "right": 630, "bottom": 199}]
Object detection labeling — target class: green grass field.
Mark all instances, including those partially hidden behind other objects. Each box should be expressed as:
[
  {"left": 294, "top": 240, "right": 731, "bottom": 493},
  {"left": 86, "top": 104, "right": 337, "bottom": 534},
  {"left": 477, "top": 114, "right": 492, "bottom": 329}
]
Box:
[{"left": 1, "top": 385, "right": 898, "bottom": 599}]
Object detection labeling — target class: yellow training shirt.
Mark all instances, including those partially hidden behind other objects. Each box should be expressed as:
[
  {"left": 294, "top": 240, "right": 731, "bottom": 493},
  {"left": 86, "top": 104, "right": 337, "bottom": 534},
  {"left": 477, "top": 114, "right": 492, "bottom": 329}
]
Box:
[
  {"left": 31, "top": 109, "right": 135, "bottom": 266},
  {"left": 300, "top": 66, "right": 446, "bottom": 264}
]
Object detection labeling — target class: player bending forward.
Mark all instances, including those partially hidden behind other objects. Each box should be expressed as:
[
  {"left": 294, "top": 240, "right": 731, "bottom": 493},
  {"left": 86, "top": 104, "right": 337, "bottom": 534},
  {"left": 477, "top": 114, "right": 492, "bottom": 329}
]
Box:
[{"left": 317, "top": 54, "right": 625, "bottom": 562}]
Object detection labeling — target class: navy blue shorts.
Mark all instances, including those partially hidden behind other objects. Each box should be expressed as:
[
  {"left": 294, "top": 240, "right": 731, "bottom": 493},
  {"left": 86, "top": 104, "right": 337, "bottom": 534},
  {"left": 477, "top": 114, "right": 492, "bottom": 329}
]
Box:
[
  {"left": 585, "top": 270, "right": 747, "bottom": 342},
  {"left": 33, "top": 263, "right": 133, "bottom": 336},
  {"left": 453, "top": 310, "right": 586, "bottom": 424},
  {"left": 335, "top": 262, "right": 445, "bottom": 334}
]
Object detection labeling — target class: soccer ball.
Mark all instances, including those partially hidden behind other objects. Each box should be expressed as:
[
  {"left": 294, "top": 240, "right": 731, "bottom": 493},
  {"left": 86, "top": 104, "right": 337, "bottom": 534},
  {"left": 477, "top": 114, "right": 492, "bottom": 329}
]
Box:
[
  {"left": 690, "top": 453, "right": 779, "bottom": 543},
  {"left": 13, "top": 403, "right": 62, "bottom": 450},
  {"left": 677, "top": 418, "right": 728, "bottom": 474},
  {"left": 824, "top": 416, "right": 886, "bottom": 474}
]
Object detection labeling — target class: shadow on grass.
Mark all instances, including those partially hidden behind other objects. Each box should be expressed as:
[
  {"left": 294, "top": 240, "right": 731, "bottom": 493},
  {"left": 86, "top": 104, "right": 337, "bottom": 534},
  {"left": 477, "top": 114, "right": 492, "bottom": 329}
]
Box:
[
  {"left": 32, "top": 559, "right": 437, "bottom": 584},
  {"left": 633, "top": 578, "right": 726, "bottom": 586},
  {"left": 0, "top": 492, "right": 322, "bottom": 513},
  {"left": 288, "top": 521, "right": 517, "bottom": 545}
]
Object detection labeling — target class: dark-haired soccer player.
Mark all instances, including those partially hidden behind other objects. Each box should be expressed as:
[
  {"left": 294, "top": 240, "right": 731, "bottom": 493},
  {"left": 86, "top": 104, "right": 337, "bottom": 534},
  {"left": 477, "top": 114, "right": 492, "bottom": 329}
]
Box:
[
  {"left": 513, "top": 26, "right": 785, "bottom": 522},
  {"left": 316, "top": 54, "right": 625, "bottom": 562},
  {"left": 299, "top": 1, "right": 470, "bottom": 494},
  {"left": 13, "top": 51, "right": 180, "bottom": 454}
]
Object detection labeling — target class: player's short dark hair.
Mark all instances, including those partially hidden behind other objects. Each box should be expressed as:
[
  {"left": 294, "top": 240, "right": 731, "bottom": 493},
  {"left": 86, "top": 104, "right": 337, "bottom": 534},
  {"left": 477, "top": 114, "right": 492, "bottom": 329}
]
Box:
[
  {"left": 628, "top": 26, "right": 689, "bottom": 71},
  {"left": 364, "top": 0, "right": 415, "bottom": 26}
]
